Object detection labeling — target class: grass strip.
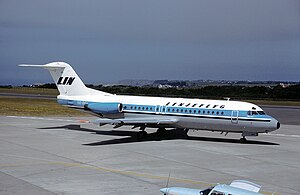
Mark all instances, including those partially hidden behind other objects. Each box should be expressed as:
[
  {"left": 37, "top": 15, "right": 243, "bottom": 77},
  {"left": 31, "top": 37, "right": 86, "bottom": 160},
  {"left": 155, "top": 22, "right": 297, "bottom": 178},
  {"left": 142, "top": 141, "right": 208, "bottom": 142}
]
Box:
[{"left": 0, "top": 97, "right": 88, "bottom": 116}]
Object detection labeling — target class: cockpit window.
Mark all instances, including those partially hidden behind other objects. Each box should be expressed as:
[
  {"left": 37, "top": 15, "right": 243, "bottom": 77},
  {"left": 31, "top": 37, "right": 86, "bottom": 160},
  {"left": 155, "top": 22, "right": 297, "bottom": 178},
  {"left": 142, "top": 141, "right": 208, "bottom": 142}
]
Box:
[
  {"left": 199, "top": 187, "right": 213, "bottom": 195},
  {"left": 210, "top": 191, "right": 225, "bottom": 195},
  {"left": 248, "top": 111, "right": 259, "bottom": 116},
  {"left": 258, "top": 111, "right": 266, "bottom": 115}
]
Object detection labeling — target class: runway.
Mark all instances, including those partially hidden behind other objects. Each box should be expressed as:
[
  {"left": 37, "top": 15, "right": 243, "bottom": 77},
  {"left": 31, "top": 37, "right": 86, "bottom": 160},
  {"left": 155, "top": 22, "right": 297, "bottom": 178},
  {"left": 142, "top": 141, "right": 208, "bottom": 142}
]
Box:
[{"left": 0, "top": 112, "right": 300, "bottom": 194}]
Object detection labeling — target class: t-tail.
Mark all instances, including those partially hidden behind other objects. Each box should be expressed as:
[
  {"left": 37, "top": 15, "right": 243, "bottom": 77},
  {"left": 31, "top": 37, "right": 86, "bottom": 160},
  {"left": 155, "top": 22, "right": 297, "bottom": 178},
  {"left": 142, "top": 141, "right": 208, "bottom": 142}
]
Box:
[{"left": 19, "top": 62, "right": 111, "bottom": 97}]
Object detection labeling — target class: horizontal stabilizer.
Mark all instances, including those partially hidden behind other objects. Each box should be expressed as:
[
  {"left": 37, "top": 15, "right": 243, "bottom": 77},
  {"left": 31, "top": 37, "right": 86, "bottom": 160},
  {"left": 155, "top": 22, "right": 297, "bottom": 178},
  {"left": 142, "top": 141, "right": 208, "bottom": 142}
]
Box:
[{"left": 19, "top": 63, "right": 66, "bottom": 69}]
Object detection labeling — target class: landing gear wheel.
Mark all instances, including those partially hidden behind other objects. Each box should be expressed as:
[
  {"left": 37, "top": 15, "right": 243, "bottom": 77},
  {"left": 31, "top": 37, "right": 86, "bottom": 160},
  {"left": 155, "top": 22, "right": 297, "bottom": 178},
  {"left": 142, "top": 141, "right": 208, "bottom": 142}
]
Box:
[
  {"left": 183, "top": 128, "right": 189, "bottom": 138},
  {"left": 240, "top": 137, "right": 247, "bottom": 143},
  {"left": 137, "top": 131, "right": 147, "bottom": 139},
  {"left": 156, "top": 127, "right": 167, "bottom": 138}
]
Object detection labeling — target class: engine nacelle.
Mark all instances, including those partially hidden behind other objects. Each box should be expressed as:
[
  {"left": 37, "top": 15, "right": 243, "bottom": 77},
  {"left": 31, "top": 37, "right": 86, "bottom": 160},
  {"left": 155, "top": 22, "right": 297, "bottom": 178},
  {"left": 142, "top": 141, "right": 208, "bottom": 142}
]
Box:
[{"left": 84, "top": 102, "right": 123, "bottom": 114}]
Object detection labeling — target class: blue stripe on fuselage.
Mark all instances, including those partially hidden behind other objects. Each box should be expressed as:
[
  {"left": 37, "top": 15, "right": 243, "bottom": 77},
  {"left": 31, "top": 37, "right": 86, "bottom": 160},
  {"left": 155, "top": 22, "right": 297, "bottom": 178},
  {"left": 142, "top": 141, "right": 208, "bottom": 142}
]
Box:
[{"left": 57, "top": 99, "right": 272, "bottom": 121}]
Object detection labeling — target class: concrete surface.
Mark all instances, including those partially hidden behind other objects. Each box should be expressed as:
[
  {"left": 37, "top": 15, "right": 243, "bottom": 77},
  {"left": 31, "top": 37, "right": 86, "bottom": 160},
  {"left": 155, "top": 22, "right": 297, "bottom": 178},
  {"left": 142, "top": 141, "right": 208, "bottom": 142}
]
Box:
[{"left": 0, "top": 111, "right": 299, "bottom": 194}]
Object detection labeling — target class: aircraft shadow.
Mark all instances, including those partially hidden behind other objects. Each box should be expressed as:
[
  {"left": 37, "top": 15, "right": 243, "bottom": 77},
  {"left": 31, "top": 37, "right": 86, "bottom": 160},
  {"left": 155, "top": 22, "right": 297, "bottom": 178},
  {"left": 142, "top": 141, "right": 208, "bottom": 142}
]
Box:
[{"left": 39, "top": 125, "right": 279, "bottom": 146}]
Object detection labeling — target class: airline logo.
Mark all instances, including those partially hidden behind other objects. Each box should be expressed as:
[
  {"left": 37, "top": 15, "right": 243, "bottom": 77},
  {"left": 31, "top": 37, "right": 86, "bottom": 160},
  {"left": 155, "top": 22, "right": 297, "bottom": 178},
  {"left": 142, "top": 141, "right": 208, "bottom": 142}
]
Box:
[{"left": 57, "top": 77, "right": 75, "bottom": 85}]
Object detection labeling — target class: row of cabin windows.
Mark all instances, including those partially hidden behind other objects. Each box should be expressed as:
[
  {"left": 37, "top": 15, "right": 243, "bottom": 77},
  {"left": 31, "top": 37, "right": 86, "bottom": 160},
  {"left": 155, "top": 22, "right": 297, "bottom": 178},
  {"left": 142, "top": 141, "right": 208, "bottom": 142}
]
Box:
[
  {"left": 124, "top": 106, "right": 154, "bottom": 111},
  {"left": 166, "top": 102, "right": 225, "bottom": 109},
  {"left": 166, "top": 108, "right": 224, "bottom": 115},
  {"left": 123, "top": 106, "right": 224, "bottom": 115}
]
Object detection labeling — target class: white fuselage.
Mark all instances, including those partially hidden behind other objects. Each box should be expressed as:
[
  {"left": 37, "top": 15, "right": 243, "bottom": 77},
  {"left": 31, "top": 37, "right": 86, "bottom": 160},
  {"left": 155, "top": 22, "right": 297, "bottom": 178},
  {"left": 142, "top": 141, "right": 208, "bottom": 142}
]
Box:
[{"left": 58, "top": 93, "right": 280, "bottom": 135}]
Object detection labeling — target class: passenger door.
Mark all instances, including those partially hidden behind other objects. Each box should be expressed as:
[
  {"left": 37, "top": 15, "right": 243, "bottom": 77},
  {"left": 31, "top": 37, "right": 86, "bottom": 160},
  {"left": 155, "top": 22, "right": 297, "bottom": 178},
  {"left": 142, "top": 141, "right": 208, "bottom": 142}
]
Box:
[{"left": 231, "top": 111, "right": 239, "bottom": 124}]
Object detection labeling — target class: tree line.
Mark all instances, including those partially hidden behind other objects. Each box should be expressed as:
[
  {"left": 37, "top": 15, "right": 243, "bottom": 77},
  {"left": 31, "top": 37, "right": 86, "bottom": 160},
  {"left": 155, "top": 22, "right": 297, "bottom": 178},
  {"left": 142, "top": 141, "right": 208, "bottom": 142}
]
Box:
[
  {"left": 3, "top": 84, "right": 298, "bottom": 101},
  {"left": 90, "top": 84, "right": 300, "bottom": 100}
]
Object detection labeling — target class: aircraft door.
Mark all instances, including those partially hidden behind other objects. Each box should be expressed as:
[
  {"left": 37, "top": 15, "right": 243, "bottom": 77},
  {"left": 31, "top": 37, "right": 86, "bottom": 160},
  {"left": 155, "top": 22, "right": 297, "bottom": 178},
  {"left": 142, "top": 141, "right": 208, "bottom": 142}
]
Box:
[
  {"left": 155, "top": 105, "right": 161, "bottom": 114},
  {"left": 231, "top": 111, "right": 239, "bottom": 124},
  {"left": 160, "top": 106, "right": 167, "bottom": 114}
]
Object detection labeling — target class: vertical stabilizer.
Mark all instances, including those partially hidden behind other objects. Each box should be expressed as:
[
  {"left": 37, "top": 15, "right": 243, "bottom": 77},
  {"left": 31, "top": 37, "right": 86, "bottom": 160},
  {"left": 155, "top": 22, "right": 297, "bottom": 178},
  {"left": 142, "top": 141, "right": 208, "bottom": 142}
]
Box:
[{"left": 19, "top": 62, "right": 109, "bottom": 96}]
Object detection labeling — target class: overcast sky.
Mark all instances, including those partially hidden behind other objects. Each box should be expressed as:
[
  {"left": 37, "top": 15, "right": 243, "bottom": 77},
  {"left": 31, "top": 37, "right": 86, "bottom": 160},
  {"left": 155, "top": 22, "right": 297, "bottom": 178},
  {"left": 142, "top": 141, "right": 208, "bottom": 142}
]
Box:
[{"left": 1, "top": 0, "right": 300, "bottom": 85}]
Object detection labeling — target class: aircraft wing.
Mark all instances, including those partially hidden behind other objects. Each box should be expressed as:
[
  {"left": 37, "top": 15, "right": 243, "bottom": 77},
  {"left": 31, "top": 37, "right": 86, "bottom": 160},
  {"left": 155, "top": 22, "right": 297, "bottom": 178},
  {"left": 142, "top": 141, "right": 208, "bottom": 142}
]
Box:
[{"left": 92, "top": 117, "right": 178, "bottom": 128}]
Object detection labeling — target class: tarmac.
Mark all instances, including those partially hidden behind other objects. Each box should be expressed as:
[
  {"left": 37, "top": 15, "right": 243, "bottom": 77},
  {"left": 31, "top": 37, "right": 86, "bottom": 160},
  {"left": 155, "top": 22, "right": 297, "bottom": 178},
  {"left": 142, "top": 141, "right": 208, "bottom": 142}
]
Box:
[{"left": 0, "top": 106, "right": 300, "bottom": 195}]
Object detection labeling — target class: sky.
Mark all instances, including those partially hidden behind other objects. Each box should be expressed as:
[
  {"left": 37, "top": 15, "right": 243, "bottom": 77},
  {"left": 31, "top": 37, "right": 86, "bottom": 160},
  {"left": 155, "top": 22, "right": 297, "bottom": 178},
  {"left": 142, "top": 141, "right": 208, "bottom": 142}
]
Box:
[{"left": 0, "top": 0, "right": 300, "bottom": 85}]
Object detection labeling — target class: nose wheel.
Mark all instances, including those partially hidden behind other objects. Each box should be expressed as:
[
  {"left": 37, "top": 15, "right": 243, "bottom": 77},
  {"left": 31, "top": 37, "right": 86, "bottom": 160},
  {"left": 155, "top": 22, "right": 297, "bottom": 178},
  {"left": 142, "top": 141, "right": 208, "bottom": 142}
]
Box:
[{"left": 240, "top": 136, "right": 247, "bottom": 143}]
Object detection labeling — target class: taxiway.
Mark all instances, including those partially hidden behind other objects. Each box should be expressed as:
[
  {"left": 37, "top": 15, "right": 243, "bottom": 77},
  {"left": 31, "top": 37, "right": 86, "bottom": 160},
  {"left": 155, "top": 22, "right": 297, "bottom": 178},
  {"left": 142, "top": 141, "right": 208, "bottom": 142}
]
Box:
[{"left": 0, "top": 107, "right": 300, "bottom": 194}]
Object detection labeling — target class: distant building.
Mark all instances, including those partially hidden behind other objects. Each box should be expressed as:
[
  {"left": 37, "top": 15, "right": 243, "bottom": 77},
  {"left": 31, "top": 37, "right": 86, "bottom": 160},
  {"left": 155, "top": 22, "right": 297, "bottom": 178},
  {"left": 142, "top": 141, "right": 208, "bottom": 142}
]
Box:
[
  {"left": 280, "top": 83, "right": 290, "bottom": 88},
  {"left": 158, "top": 84, "right": 173, "bottom": 89}
]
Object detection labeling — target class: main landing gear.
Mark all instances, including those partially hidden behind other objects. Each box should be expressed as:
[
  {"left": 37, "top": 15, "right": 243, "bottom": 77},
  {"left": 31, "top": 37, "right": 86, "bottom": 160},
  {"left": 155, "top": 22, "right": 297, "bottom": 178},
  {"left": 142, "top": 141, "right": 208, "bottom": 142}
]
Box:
[
  {"left": 156, "top": 127, "right": 167, "bottom": 137},
  {"left": 137, "top": 130, "right": 148, "bottom": 139}
]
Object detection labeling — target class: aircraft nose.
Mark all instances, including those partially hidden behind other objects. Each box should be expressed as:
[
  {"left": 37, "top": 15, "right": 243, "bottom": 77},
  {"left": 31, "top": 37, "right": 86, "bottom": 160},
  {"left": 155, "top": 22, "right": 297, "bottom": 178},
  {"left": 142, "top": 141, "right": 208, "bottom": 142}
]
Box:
[
  {"left": 268, "top": 117, "right": 280, "bottom": 132},
  {"left": 277, "top": 122, "right": 281, "bottom": 129}
]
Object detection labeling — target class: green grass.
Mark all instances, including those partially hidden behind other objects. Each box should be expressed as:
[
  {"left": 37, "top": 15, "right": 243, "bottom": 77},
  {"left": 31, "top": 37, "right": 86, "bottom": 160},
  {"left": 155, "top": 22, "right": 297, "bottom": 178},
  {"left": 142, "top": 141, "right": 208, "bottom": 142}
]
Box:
[
  {"left": 0, "top": 87, "right": 299, "bottom": 116},
  {"left": 0, "top": 97, "right": 88, "bottom": 116},
  {"left": 0, "top": 87, "right": 58, "bottom": 96}
]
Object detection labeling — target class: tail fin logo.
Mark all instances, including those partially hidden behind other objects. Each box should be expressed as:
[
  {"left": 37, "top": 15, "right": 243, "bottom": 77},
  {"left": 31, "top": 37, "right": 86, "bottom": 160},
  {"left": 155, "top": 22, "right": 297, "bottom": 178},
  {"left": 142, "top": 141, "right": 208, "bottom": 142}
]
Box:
[{"left": 57, "top": 77, "right": 75, "bottom": 85}]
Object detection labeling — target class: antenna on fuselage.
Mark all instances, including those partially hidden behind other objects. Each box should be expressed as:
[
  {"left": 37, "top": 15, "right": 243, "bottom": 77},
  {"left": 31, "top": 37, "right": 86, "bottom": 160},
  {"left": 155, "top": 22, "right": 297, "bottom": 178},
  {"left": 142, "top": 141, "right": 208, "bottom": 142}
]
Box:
[
  {"left": 163, "top": 172, "right": 171, "bottom": 195},
  {"left": 224, "top": 97, "right": 230, "bottom": 101}
]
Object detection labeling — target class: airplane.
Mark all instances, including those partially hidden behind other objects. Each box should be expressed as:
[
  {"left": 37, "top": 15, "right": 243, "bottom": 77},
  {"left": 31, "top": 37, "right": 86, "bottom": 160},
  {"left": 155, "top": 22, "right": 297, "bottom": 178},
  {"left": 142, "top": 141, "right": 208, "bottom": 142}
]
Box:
[
  {"left": 160, "top": 180, "right": 266, "bottom": 195},
  {"left": 19, "top": 62, "right": 280, "bottom": 141}
]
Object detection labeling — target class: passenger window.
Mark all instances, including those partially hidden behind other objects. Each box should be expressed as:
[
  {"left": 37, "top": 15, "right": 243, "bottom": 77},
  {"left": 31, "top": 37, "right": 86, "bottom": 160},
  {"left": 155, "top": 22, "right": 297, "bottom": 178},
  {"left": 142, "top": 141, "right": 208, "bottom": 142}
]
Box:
[
  {"left": 212, "top": 111, "right": 215, "bottom": 114},
  {"left": 207, "top": 111, "right": 210, "bottom": 114},
  {"left": 216, "top": 111, "right": 219, "bottom": 115},
  {"left": 124, "top": 106, "right": 127, "bottom": 109},
  {"left": 167, "top": 108, "right": 170, "bottom": 112},
  {"left": 189, "top": 110, "right": 192, "bottom": 113},
  {"left": 176, "top": 109, "right": 179, "bottom": 112},
  {"left": 221, "top": 111, "right": 224, "bottom": 115}
]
